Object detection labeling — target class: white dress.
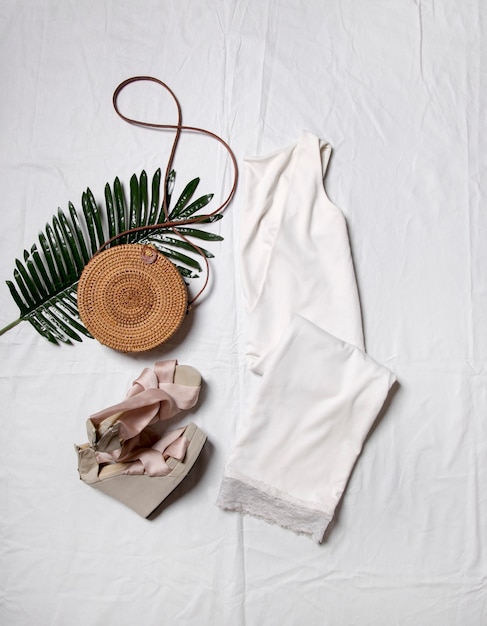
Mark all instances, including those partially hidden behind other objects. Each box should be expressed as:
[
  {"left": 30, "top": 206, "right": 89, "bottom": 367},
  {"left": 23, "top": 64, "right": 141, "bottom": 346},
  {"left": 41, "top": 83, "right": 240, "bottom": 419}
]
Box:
[{"left": 217, "top": 132, "right": 396, "bottom": 543}]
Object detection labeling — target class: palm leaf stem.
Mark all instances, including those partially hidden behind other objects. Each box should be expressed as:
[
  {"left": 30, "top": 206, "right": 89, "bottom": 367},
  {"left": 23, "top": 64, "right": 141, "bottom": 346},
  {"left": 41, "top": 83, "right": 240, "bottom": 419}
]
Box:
[{"left": 0, "top": 318, "right": 22, "bottom": 335}]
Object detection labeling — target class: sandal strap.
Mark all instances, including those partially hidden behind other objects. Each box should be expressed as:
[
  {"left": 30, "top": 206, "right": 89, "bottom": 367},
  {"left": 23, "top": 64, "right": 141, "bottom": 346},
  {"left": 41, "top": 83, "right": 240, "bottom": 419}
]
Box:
[
  {"left": 95, "top": 426, "right": 189, "bottom": 477},
  {"left": 87, "top": 360, "right": 200, "bottom": 445}
]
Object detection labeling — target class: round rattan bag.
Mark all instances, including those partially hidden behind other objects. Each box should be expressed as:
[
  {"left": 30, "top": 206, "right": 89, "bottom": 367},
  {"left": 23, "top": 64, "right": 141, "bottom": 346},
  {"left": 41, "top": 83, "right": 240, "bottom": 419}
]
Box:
[{"left": 77, "top": 244, "right": 188, "bottom": 352}]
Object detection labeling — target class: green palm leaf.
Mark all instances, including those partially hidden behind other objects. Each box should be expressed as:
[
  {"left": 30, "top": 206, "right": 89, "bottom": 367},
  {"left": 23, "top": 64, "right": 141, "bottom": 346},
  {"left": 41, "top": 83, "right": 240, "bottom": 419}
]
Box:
[{"left": 1, "top": 169, "right": 223, "bottom": 344}]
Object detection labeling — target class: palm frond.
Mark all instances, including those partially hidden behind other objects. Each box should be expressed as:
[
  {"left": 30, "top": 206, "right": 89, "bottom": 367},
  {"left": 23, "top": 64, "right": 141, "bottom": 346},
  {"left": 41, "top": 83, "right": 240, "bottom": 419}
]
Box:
[{"left": 1, "top": 169, "right": 223, "bottom": 344}]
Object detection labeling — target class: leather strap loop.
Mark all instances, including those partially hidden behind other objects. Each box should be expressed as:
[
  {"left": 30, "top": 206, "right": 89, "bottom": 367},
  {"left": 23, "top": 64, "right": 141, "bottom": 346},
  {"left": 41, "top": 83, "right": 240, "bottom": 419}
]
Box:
[{"left": 99, "top": 76, "right": 238, "bottom": 306}]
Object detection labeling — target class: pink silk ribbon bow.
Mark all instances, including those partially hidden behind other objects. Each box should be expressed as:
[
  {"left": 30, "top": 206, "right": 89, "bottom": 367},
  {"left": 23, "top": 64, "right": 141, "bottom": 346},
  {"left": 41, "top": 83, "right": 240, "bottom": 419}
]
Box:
[{"left": 88, "top": 360, "right": 199, "bottom": 477}]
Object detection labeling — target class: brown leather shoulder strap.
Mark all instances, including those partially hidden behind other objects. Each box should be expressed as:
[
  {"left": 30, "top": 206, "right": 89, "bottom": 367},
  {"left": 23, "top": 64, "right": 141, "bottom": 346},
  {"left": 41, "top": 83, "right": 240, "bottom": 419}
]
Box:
[{"left": 99, "top": 76, "right": 238, "bottom": 305}]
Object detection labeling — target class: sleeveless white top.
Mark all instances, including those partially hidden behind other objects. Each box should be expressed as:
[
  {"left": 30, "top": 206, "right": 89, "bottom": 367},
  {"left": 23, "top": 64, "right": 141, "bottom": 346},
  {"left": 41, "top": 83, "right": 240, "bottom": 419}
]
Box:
[{"left": 240, "top": 131, "right": 365, "bottom": 375}]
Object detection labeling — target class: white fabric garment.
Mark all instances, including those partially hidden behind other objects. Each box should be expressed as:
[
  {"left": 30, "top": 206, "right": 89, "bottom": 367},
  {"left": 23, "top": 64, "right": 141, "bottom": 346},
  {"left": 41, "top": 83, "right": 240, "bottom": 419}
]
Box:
[
  {"left": 241, "top": 132, "right": 365, "bottom": 372},
  {"left": 217, "top": 132, "right": 397, "bottom": 542}
]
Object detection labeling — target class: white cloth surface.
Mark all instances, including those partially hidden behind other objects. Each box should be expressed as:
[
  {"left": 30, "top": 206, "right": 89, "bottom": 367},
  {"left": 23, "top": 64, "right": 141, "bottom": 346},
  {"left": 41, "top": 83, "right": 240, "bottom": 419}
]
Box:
[{"left": 1, "top": 1, "right": 486, "bottom": 624}]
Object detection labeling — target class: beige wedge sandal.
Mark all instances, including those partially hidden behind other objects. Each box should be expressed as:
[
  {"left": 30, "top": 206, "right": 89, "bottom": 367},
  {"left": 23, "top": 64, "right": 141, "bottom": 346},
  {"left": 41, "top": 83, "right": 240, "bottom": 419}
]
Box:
[{"left": 75, "top": 360, "right": 207, "bottom": 517}]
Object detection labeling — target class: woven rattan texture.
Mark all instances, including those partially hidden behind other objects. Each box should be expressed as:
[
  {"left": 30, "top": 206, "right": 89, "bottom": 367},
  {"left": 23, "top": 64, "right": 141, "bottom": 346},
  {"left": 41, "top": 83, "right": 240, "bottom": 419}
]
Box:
[{"left": 77, "top": 244, "right": 188, "bottom": 352}]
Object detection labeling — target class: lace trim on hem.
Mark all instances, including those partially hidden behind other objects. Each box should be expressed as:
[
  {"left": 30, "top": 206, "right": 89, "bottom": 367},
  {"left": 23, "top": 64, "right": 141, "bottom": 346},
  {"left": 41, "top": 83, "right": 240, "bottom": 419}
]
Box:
[
  {"left": 216, "top": 476, "right": 332, "bottom": 543},
  {"left": 225, "top": 467, "right": 334, "bottom": 513}
]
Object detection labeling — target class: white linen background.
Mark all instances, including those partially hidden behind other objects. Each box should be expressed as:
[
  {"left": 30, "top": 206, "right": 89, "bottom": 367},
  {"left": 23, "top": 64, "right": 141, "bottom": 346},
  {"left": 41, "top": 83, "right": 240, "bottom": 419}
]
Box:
[{"left": 0, "top": 0, "right": 486, "bottom": 624}]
